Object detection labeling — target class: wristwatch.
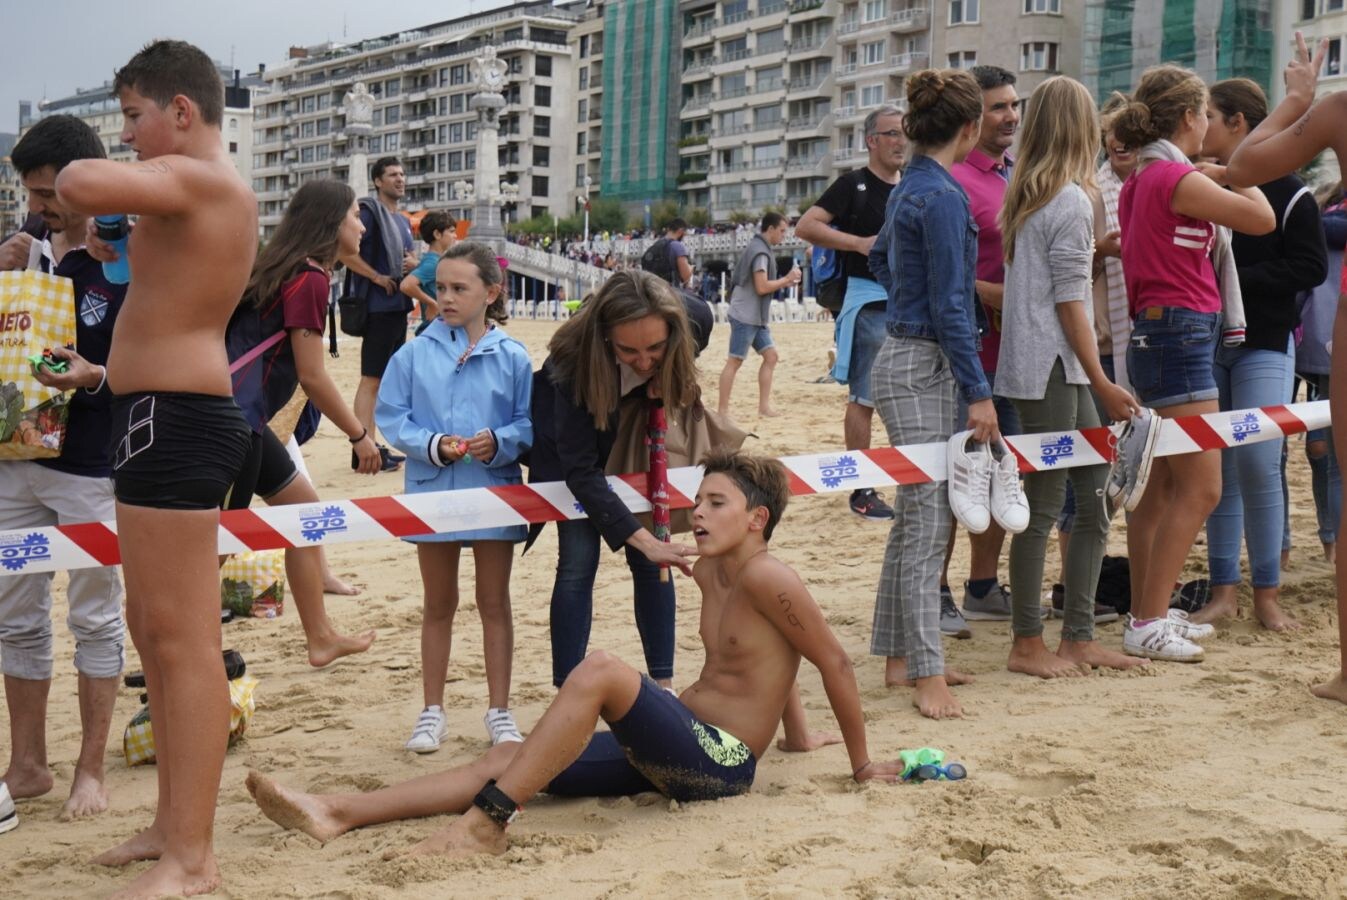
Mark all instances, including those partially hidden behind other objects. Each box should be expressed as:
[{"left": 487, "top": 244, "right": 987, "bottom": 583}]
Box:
[{"left": 472, "top": 779, "right": 521, "bottom": 828}]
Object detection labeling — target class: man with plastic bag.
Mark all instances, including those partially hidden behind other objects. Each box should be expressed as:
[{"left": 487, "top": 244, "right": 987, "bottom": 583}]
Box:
[{"left": 0, "top": 115, "right": 128, "bottom": 824}]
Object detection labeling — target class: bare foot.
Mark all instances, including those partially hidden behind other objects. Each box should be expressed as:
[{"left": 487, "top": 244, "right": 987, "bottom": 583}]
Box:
[
  {"left": 1253, "top": 597, "right": 1301, "bottom": 632},
  {"left": 885, "top": 657, "right": 973, "bottom": 687},
  {"left": 107, "top": 855, "right": 221, "bottom": 900},
  {"left": 245, "top": 770, "right": 345, "bottom": 844},
  {"left": 307, "top": 629, "right": 377, "bottom": 668},
  {"left": 1007, "top": 638, "right": 1085, "bottom": 679},
  {"left": 1, "top": 762, "right": 54, "bottom": 799},
  {"left": 392, "top": 809, "right": 507, "bottom": 860},
  {"left": 322, "top": 574, "right": 361, "bottom": 596},
  {"left": 1281, "top": 548, "right": 1292, "bottom": 570},
  {"left": 1188, "top": 595, "right": 1239, "bottom": 626},
  {"left": 92, "top": 825, "right": 166, "bottom": 866},
  {"left": 1056, "top": 639, "right": 1148, "bottom": 671},
  {"left": 912, "top": 675, "right": 963, "bottom": 719},
  {"left": 1324, "top": 542, "right": 1337, "bottom": 565},
  {"left": 1310, "top": 673, "right": 1347, "bottom": 704},
  {"left": 758, "top": 407, "right": 781, "bottom": 418},
  {"left": 776, "top": 730, "right": 844, "bottom": 753},
  {"left": 60, "top": 769, "right": 109, "bottom": 820}
]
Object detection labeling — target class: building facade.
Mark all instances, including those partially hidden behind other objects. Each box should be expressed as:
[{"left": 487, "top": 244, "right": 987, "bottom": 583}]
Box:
[
  {"left": 255, "top": 1, "right": 579, "bottom": 235},
  {"left": 932, "top": 0, "right": 1085, "bottom": 98},
  {"left": 1273, "top": 0, "right": 1347, "bottom": 182}
]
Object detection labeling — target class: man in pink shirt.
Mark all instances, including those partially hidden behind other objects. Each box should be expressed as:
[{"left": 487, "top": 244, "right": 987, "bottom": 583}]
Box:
[{"left": 947, "top": 65, "right": 1023, "bottom": 622}]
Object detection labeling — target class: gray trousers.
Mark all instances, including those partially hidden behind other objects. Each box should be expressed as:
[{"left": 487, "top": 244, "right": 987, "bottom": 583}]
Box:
[
  {"left": 0, "top": 462, "right": 125, "bottom": 680},
  {"left": 1008, "top": 359, "right": 1108, "bottom": 641},
  {"left": 871, "top": 336, "right": 955, "bottom": 677}
]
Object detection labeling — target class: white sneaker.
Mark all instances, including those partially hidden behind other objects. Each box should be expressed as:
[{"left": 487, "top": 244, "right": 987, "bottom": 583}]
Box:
[
  {"left": 1123, "top": 615, "right": 1204, "bottom": 662},
  {"left": 1166, "top": 608, "right": 1215, "bottom": 641},
  {"left": 988, "top": 439, "right": 1029, "bottom": 534},
  {"left": 484, "top": 707, "right": 523, "bottom": 745},
  {"left": 0, "top": 782, "right": 17, "bottom": 835},
  {"left": 405, "top": 706, "right": 448, "bottom": 753},
  {"left": 947, "top": 431, "right": 992, "bottom": 534}
]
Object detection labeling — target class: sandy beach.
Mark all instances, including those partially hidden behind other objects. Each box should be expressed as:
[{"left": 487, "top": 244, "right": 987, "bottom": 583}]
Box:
[{"left": 5, "top": 315, "right": 1347, "bottom": 899}]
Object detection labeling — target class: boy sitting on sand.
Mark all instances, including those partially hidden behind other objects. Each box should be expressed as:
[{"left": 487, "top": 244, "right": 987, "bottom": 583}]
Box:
[{"left": 247, "top": 449, "right": 906, "bottom": 857}]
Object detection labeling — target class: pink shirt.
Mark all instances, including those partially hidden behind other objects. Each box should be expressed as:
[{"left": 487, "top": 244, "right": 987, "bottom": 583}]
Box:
[
  {"left": 1117, "top": 160, "right": 1222, "bottom": 316},
  {"left": 952, "top": 147, "right": 1012, "bottom": 372}
]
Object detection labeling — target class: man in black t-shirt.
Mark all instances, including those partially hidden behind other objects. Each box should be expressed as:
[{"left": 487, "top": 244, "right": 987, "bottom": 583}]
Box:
[{"left": 796, "top": 104, "right": 905, "bottom": 521}]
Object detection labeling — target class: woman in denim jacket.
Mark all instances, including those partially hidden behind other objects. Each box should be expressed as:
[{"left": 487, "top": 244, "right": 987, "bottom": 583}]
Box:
[{"left": 863, "top": 69, "right": 988, "bottom": 719}]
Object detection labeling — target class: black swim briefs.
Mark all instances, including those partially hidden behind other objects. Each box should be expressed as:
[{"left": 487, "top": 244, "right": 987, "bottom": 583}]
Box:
[
  {"left": 226, "top": 426, "right": 300, "bottom": 510},
  {"left": 545, "top": 676, "right": 758, "bottom": 803},
  {"left": 110, "top": 392, "right": 252, "bottom": 511}
]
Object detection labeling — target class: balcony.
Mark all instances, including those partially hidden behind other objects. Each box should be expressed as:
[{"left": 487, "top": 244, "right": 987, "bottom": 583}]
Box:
[
  {"left": 252, "top": 162, "right": 287, "bottom": 177},
  {"left": 405, "top": 117, "right": 429, "bottom": 131},
  {"left": 755, "top": 78, "right": 785, "bottom": 95},
  {"left": 788, "top": 0, "right": 828, "bottom": 16},
  {"left": 788, "top": 35, "right": 828, "bottom": 55},
  {"left": 834, "top": 63, "right": 859, "bottom": 82},
  {"left": 684, "top": 19, "right": 716, "bottom": 42},
  {"left": 407, "top": 89, "right": 430, "bottom": 103},
  {"left": 786, "top": 73, "right": 828, "bottom": 94},
  {"left": 785, "top": 153, "right": 828, "bottom": 172},
  {"left": 891, "top": 6, "right": 930, "bottom": 32},
  {"left": 683, "top": 58, "right": 716, "bottom": 78},
  {"left": 786, "top": 111, "right": 829, "bottom": 132},
  {"left": 758, "top": 0, "right": 787, "bottom": 16},
  {"left": 677, "top": 170, "right": 709, "bottom": 185},
  {"left": 889, "top": 51, "right": 929, "bottom": 73},
  {"left": 722, "top": 10, "right": 752, "bottom": 25},
  {"left": 836, "top": 16, "right": 889, "bottom": 37},
  {"left": 682, "top": 93, "right": 713, "bottom": 113},
  {"left": 719, "top": 48, "right": 753, "bottom": 65}
]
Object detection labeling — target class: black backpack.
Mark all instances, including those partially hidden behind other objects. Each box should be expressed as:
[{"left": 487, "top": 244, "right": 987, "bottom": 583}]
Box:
[{"left": 641, "top": 237, "right": 677, "bottom": 284}]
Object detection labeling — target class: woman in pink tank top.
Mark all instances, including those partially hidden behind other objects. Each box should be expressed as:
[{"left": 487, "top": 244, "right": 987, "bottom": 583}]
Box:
[{"left": 1110, "top": 65, "right": 1274, "bottom": 664}]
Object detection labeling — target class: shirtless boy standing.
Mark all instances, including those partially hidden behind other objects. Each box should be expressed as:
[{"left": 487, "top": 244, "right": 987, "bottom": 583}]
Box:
[
  {"left": 246, "top": 449, "right": 906, "bottom": 856},
  {"left": 54, "top": 41, "right": 257, "bottom": 898}
]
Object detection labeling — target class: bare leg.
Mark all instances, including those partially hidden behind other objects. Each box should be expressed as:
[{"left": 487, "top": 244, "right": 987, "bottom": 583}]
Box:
[
  {"left": 319, "top": 549, "right": 361, "bottom": 596},
  {"left": 353, "top": 375, "right": 380, "bottom": 439},
  {"left": 401, "top": 651, "right": 643, "bottom": 858},
  {"left": 968, "top": 526, "right": 1005, "bottom": 583},
  {"left": 61, "top": 673, "right": 118, "bottom": 819},
  {"left": 1007, "top": 635, "right": 1084, "bottom": 679},
  {"left": 1190, "top": 582, "right": 1239, "bottom": 626},
  {"left": 1057, "top": 639, "right": 1148, "bottom": 670},
  {"left": 246, "top": 742, "right": 521, "bottom": 843},
  {"left": 1126, "top": 460, "right": 1169, "bottom": 615},
  {"left": 2, "top": 675, "right": 55, "bottom": 798},
  {"left": 757, "top": 347, "right": 780, "bottom": 417},
  {"left": 842, "top": 401, "right": 875, "bottom": 451},
  {"left": 884, "top": 657, "right": 972, "bottom": 687},
  {"left": 912, "top": 675, "right": 963, "bottom": 719},
  {"left": 418, "top": 542, "right": 461, "bottom": 710},
  {"left": 268, "top": 476, "right": 375, "bottom": 667},
  {"left": 1314, "top": 299, "right": 1347, "bottom": 703},
  {"left": 102, "top": 504, "right": 224, "bottom": 899},
  {"left": 717, "top": 356, "right": 744, "bottom": 416},
  {"left": 472, "top": 542, "right": 515, "bottom": 710},
  {"left": 1251, "top": 585, "right": 1300, "bottom": 632}
]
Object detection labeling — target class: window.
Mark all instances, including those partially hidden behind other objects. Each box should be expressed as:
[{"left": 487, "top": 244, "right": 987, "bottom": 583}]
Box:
[
  {"left": 752, "top": 142, "right": 781, "bottom": 164},
  {"left": 947, "top": 50, "right": 977, "bottom": 69},
  {"left": 384, "top": 105, "right": 400, "bottom": 124},
  {"left": 578, "top": 99, "right": 588, "bottom": 120},
  {"left": 580, "top": 34, "right": 590, "bottom": 58},
  {"left": 450, "top": 64, "right": 466, "bottom": 85},
  {"left": 751, "top": 181, "right": 778, "bottom": 203},
  {"left": 862, "top": 0, "right": 886, "bottom": 22},
  {"left": 719, "top": 109, "right": 747, "bottom": 132},
  {"left": 317, "top": 119, "right": 330, "bottom": 135},
  {"left": 753, "top": 103, "right": 782, "bottom": 129},
  {"left": 1023, "top": 0, "right": 1059, "bottom": 11},
  {"left": 578, "top": 132, "right": 587, "bottom": 153},
  {"left": 467, "top": 122, "right": 477, "bottom": 140},
  {"left": 228, "top": 117, "right": 238, "bottom": 131},
  {"left": 1329, "top": 38, "right": 1343, "bottom": 76},
  {"left": 507, "top": 55, "right": 524, "bottom": 74},
  {"left": 316, "top": 145, "right": 329, "bottom": 160},
  {"left": 860, "top": 84, "right": 884, "bottom": 107},
  {"left": 534, "top": 115, "right": 551, "bottom": 137},
  {"left": 757, "top": 28, "right": 785, "bottom": 54},
  {"left": 533, "top": 146, "right": 551, "bottom": 167},
  {"left": 862, "top": 40, "right": 885, "bottom": 65},
  {"left": 579, "top": 66, "right": 589, "bottom": 90},
  {"left": 466, "top": 150, "right": 476, "bottom": 169},
  {"left": 448, "top": 151, "right": 463, "bottom": 171},
  {"left": 536, "top": 55, "right": 552, "bottom": 77},
  {"left": 450, "top": 123, "right": 464, "bottom": 143},
  {"left": 535, "top": 85, "right": 552, "bottom": 106},
  {"left": 301, "top": 121, "right": 314, "bottom": 137},
  {"left": 301, "top": 96, "right": 315, "bottom": 113},
  {"left": 1331, "top": 0, "right": 1345, "bottom": 10},
  {"left": 228, "top": 141, "right": 238, "bottom": 153},
  {"left": 718, "top": 185, "right": 743, "bottom": 205},
  {"left": 372, "top": 108, "right": 383, "bottom": 126},
  {"left": 949, "top": 0, "right": 978, "bottom": 24},
  {"left": 757, "top": 65, "right": 783, "bottom": 91},
  {"left": 532, "top": 175, "right": 549, "bottom": 196},
  {"left": 723, "top": 36, "right": 748, "bottom": 60},
  {"left": 722, "top": 71, "right": 747, "bottom": 95},
  {"left": 450, "top": 94, "right": 464, "bottom": 114},
  {"left": 1020, "top": 41, "right": 1059, "bottom": 71},
  {"left": 300, "top": 146, "right": 314, "bottom": 162},
  {"left": 385, "top": 78, "right": 400, "bottom": 96},
  {"left": 385, "top": 133, "right": 399, "bottom": 151},
  {"left": 318, "top": 93, "right": 331, "bottom": 109}
]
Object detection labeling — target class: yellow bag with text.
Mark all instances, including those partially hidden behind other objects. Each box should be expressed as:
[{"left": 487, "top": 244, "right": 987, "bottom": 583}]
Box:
[
  {"left": 123, "top": 676, "right": 260, "bottom": 766},
  {"left": 0, "top": 245, "right": 76, "bottom": 459},
  {"left": 220, "top": 550, "right": 286, "bottom": 618}
]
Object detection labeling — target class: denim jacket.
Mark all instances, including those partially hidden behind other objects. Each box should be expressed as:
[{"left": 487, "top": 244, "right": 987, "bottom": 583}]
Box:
[{"left": 868, "top": 155, "right": 991, "bottom": 404}]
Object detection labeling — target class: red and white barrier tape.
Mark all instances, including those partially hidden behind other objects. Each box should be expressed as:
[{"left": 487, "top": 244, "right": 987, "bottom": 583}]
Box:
[{"left": 0, "top": 400, "right": 1328, "bottom": 576}]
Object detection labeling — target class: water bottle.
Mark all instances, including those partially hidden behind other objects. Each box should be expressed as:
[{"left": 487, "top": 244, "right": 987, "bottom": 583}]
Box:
[{"left": 94, "top": 215, "right": 130, "bottom": 284}]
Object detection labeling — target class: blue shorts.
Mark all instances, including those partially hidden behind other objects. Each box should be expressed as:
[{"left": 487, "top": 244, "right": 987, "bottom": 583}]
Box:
[
  {"left": 1127, "top": 307, "right": 1219, "bottom": 409},
  {"left": 727, "top": 316, "right": 774, "bottom": 359},
  {"left": 846, "top": 304, "right": 888, "bottom": 408},
  {"left": 545, "top": 676, "right": 757, "bottom": 803}
]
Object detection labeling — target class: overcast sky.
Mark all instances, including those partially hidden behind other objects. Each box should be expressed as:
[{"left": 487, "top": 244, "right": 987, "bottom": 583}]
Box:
[{"left": 0, "top": 0, "right": 515, "bottom": 133}]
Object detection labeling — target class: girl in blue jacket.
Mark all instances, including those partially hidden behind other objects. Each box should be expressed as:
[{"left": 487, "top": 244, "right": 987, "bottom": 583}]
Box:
[{"left": 376, "top": 242, "right": 533, "bottom": 752}]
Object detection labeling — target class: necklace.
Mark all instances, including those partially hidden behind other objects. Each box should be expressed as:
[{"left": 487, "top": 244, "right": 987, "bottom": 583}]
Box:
[{"left": 455, "top": 325, "right": 493, "bottom": 373}]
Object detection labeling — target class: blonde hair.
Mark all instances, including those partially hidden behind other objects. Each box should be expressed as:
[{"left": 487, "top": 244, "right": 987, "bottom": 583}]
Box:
[
  {"left": 547, "top": 271, "right": 700, "bottom": 429},
  {"left": 1000, "top": 77, "right": 1099, "bottom": 264}
]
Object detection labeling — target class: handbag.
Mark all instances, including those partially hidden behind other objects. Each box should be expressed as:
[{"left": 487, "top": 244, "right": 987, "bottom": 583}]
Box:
[
  {"left": 337, "top": 290, "right": 368, "bottom": 337},
  {"left": 0, "top": 240, "right": 75, "bottom": 459},
  {"left": 606, "top": 390, "right": 750, "bottom": 534}
]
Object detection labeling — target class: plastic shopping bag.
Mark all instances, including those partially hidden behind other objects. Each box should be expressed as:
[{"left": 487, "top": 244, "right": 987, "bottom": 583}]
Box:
[{"left": 0, "top": 242, "right": 75, "bottom": 459}]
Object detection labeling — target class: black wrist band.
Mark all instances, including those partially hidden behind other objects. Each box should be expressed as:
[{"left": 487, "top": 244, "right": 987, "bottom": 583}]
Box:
[
  {"left": 472, "top": 779, "right": 521, "bottom": 828},
  {"left": 349, "top": 428, "right": 368, "bottom": 444}
]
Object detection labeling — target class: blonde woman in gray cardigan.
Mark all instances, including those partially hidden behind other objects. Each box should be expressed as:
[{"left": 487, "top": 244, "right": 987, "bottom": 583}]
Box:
[{"left": 995, "top": 76, "right": 1144, "bottom": 678}]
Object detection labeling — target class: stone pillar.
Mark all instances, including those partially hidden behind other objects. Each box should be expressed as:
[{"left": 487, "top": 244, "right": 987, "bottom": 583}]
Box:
[{"left": 341, "top": 81, "right": 374, "bottom": 197}]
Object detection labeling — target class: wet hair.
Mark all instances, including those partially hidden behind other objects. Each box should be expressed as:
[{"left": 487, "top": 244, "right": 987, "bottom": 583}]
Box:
[
  {"left": 1208, "top": 78, "right": 1268, "bottom": 132},
  {"left": 547, "top": 270, "right": 700, "bottom": 429},
  {"left": 699, "top": 448, "right": 790, "bottom": 542},
  {"left": 970, "top": 65, "right": 1016, "bottom": 92},
  {"left": 442, "top": 241, "right": 509, "bottom": 324},
  {"left": 113, "top": 40, "right": 224, "bottom": 126},
  {"left": 244, "top": 179, "right": 354, "bottom": 308},
  {"left": 371, "top": 156, "right": 402, "bottom": 181},
  {"left": 11, "top": 115, "right": 105, "bottom": 176},
  {"left": 760, "top": 211, "right": 787, "bottom": 231},
  {"left": 418, "top": 210, "right": 456, "bottom": 243},
  {"left": 1109, "top": 65, "right": 1207, "bottom": 149},
  {"left": 1001, "top": 77, "right": 1099, "bottom": 263},
  {"left": 902, "top": 68, "right": 984, "bottom": 148}
]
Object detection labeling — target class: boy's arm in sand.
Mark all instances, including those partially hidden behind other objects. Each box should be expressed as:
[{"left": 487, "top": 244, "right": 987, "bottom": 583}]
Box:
[
  {"left": 744, "top": 562, "right": 902, "bottom": 782},
  {"left": 55, "top": 156, "right": 207, "bottom": 218},
  {"left": 776, "top": 682, "right": 843, "bottom": 753}
]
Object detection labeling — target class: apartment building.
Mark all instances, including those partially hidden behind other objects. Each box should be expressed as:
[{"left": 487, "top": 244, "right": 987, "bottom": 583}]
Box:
[
  {"left": 570, "top": 2, "right": 606, "bottom": 210},
  {"left": 255, "top": 1, "right": 579, "bottom": 235},
  {"left": 1276, "top": 0, "right": 1347, "bottom": 97},
  {"left": 932, "top": 0, "right": 1085, "bottom": 100}
]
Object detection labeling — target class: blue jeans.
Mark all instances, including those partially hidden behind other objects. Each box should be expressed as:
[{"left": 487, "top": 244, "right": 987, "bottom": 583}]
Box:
[
  {"left": 727, "top": 316, "right": 774, "bottom": 359},
  {"left": 1206, "top": 341, "right": 1295, "bottom": 588},
  {"left": 549, "top": 518, "right": 675, "bottom": 687},
  {"left": 1304, "top": 372, "right": 1341, "bottom": 544}
]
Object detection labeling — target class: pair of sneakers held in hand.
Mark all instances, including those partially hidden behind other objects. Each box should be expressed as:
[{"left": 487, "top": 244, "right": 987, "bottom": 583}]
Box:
[{"left": 947, "top": 433, "right": 1030, "bottom": 535}]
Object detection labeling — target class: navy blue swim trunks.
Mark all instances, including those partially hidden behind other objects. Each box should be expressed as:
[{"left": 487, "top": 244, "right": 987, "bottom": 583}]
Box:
[{"left": 545, "top": 675, "right": 757, "bottom": 803}]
